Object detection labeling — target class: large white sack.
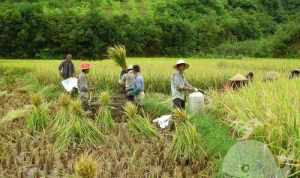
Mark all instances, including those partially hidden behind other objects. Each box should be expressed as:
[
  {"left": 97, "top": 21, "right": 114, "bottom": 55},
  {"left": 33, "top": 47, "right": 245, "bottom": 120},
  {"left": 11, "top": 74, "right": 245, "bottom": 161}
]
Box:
[{"left": 61, "top": 77, "right": 78, "bottom": 92}]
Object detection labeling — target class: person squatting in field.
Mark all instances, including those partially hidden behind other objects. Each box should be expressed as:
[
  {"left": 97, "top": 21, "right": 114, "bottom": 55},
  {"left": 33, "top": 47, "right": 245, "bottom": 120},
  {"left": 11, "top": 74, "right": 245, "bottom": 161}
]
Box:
[
  {"left": 171, "top": 59, "right": 197, "bottom": 109},
  {"left": 58, "top": 54, "right": 75, "bottom": 79},
  {"left": 78, "top": 63, "right": 92, "bottom": 111}
]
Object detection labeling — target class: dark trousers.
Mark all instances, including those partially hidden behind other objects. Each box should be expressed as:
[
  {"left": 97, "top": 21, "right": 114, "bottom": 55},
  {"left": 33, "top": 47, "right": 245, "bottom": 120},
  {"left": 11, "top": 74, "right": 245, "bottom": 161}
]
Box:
[
  {"left": 173, "top": 98, "right": 185, "bottom": 109},
  {"left": 127, "top": 95, "right": 135, "bottom": 102}
]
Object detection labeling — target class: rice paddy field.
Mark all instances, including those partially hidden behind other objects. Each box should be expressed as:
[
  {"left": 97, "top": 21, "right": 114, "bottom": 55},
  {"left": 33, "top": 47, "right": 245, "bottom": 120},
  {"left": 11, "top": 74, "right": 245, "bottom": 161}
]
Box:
[{"left": 1, "top": 58, "right": 300, "bottom": 177}]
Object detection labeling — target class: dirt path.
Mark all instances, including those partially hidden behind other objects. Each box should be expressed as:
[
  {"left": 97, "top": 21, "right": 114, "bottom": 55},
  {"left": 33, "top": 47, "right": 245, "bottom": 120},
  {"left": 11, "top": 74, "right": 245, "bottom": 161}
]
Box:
[{"left": 110, "top": 94, "right": 127, "bottom": 122}]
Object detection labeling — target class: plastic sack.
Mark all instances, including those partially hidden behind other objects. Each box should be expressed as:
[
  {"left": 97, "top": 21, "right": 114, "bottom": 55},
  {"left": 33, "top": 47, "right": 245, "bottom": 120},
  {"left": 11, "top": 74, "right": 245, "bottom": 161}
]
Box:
[{"left": 61, "top": 77, "right": 78, "bottom": 92}]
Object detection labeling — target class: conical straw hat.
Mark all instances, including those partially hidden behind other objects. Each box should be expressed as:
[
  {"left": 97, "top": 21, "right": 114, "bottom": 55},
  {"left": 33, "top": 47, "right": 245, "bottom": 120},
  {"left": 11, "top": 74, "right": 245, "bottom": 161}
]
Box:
[{"left": 229, "top": 74, "right": 248, "bottom": 81}]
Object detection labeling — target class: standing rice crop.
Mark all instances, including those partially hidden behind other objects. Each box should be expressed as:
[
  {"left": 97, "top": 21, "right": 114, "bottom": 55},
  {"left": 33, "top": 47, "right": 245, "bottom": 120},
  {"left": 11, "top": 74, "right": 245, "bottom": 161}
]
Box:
[{"left": 212, "top": 79, "right": 300, "bottom": 163}]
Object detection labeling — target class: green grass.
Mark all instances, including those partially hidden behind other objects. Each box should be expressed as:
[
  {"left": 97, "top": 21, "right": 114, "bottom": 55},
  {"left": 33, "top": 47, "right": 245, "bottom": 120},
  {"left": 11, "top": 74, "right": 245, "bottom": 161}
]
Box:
[{"left": 191, "top": 114, "right": 236, "bottom": 157}]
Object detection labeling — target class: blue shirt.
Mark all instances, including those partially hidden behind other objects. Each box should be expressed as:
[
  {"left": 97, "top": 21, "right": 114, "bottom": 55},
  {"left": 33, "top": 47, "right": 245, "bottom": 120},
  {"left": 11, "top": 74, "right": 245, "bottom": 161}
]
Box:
[{"left": 133, "top": 74, "right": 144, "bottom": 95}]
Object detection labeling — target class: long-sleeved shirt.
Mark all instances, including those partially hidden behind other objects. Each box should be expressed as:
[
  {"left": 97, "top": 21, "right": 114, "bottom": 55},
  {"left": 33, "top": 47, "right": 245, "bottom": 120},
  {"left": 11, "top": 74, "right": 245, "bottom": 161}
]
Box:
[
  {"left": 171, "top": 71, "right": 191, "bottom": 100},
  {"left": 78, "top": 72, "right": 88, "bottom": 94},
  {"left": 120, "top": 70, "right": 136, "bottom": 92},
  {"left": 133, "top": 74, "right": 144, "bottom": 96},
  {"left": 58, "top": 60, "right": 75, "bottom": 79}
]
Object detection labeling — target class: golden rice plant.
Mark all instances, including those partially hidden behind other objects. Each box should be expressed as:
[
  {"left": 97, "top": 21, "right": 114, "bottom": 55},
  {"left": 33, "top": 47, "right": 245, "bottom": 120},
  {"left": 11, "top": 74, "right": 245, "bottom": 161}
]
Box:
[
  {"left": 70, "top": 99, "right": 83, "bottom": 115},
  {"left": 107, "top": 45, "right": 127, "bottom": 69},
  {"left": 74, "top": 153, "right": 97, "bottom": 178},
  {"left": 211, "top": 79, "right": 300, "bottom": 162},
  {"left": 31, "top": 93, "right": 43, "bottom": 107},
  {"left": 123, "top": 102, "right": 138, "bottom": 119},
  {"left": 58, "top": 94, "right": 72, "bottom": 109},
  {"left": 172, "top": 109, "right": 188, "bottom": 123}
]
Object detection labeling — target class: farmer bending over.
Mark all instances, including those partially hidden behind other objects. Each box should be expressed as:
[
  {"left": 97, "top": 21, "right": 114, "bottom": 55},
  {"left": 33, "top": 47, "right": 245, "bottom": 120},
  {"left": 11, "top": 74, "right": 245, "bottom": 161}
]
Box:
[
  {"left": 78, "top": 63, "right": 92, "bottom": 111},
  {"left": 132, "top": 65, "right": 145, "bottom": 106},
  {"left": 171, "top": 59, "right": 197, "bottom": 109},
  {"left": 58, "top": 54, "right": 75, "bottom": 79},
  {"left": 120, "top": 65, "right": 136, "bottom": 102}
]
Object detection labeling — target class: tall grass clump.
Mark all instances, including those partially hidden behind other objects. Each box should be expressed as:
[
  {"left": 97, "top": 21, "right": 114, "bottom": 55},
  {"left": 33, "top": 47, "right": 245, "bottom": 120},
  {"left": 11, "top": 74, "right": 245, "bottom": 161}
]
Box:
[
  {"left": 107, "top": 45, "right": 127, "bottom": 68},
  {"left": 74, "top": 153, "right": 98, "bottom": 178},
  {"left": 170, "top": 109, "right": 207, "bottom": 163},
  {"left": 123, "top": 102, "right": 157, "bottom": 139},
  {"left": 53, "top": 96, "right": 104, "bottom": 151},
  {"left": 96, "top": 92, "right": 115, "bottom": 132},
  {"left": 212, "top": 79, "right": 300, "bottom": 162},
  {"left": 26, "top": 94, "right": 49, "bottom": 132}
]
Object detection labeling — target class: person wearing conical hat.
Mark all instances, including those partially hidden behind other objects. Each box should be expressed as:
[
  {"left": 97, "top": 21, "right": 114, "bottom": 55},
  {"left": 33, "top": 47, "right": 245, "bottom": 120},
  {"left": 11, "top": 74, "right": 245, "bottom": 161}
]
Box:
[
  {"left": 171, "top": 59, "right": 197, "bottom": 109},
  {"left": 289, "top": 69, "right": 300, "bottom": 79},
  {"left": 228, "top": 73, "right": 249, "bottom": 90},
  {"left": 78, "top": 63, "right": 92, "bottom": 111}
]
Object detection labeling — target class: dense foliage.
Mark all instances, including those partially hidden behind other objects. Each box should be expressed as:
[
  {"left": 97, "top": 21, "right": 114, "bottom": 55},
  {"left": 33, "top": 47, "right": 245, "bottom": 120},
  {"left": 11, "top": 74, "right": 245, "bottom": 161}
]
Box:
[{"left": 0, "top": 0, "right": 300, "bottom": 58}]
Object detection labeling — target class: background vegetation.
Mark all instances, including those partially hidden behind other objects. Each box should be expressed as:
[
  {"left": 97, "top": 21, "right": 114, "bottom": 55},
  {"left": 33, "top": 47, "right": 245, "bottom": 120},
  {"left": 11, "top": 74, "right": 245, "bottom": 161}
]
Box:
[{"left": 0, "top": 0, "right": 300, "bottom": 59}]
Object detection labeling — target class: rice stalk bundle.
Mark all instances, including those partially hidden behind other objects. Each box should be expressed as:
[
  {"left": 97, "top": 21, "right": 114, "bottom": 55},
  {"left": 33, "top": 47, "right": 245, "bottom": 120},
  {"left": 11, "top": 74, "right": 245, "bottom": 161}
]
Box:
[
  {"left": 127, "top": 115, "right": 157, "bottom": 139},
  {"left": 74, "top": 153, "right": 97, "bottom": 178},
  {"left": 54, "top": 100, "right": 104, "bottom": 151},
  {"left": 58, "top": 94, "right": 72, "bottom": 110},
  {"left": 172, "top": 109, "right": 188, "bottom": 123},
  {"left": 0, "top": 106, "right": 31, "bottom": 125},
  {"left": 170, "top": 121, "right": 206, "bottom": 162},
  {"left": 123, "top": 102, "right": 138, "bottom": 119},
  {"left": 31, "top": 94, "right": 43, "bottom": 107},
  {"left": 96, "top": 108, "right": 115, "bottom": 132},
  {"left": 99, "top": 91, "right": 111, "bottom": 107},
  {"left": 26, "top": 104, "right": 49, "bottom": 132},
  {"left": 107, "top": 45, "right": 127, "bottom": 69}
]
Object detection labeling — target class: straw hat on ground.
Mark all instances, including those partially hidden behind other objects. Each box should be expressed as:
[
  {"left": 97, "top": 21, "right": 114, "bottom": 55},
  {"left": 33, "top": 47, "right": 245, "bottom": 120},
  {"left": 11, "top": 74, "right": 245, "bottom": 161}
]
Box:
[
  {"left": 229, "top": 74, "right": 248, "bottom": 81},
  {"left": 174, "top": 59, "right": 190, "bottom": 69}
]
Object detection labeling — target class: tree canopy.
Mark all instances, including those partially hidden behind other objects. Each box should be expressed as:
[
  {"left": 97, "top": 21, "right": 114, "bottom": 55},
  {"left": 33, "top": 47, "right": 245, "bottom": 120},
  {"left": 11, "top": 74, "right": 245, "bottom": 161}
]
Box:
[{"left": 0, "top": 0, "right": 299, "bottom": 59}]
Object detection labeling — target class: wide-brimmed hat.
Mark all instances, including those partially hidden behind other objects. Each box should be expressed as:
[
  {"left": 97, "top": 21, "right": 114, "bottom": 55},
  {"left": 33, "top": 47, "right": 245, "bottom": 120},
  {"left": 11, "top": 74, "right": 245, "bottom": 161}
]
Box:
[
  {"left": 229, "top": 74, "right": 248, "bottom": 81},
  {"left": 174, "top": 59, "right": 190, "bottom": 69},
  {"left": 127, "top": 65, "right": 133, "bottom": 71},
  {"left": 80, "top": 63, "right": 92, "bottom": 70}
]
